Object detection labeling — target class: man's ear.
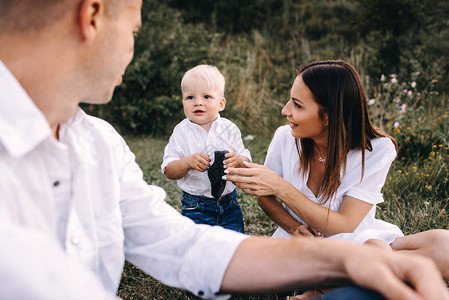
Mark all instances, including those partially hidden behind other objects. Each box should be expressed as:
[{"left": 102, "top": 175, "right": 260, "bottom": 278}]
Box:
[
  {"left": 79, "top": 0, "right": 104, "bottom": 42},
  {"left": 219, "top": 98, "right": 226, "bottom": 111}
]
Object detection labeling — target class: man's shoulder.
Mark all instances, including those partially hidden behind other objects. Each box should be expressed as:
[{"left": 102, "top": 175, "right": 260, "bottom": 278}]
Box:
[{"left": 72, "top": 109, "right": 124, "bottom": 145}]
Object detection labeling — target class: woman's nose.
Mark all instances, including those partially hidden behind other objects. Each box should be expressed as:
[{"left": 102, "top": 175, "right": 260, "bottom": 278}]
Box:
[{"left": 281, "top": 101, "right": 290, "bottom": 116}]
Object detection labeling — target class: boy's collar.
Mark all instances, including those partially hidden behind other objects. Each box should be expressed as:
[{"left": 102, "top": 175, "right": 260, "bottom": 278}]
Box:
[{"left": 187, "top": 114, "right": 221, "bottom": 136}]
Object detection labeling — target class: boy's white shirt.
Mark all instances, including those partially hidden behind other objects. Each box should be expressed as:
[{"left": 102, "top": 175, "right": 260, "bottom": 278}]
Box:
[{"left": 162, "top": 116, "right": 251, "bottom": 198}]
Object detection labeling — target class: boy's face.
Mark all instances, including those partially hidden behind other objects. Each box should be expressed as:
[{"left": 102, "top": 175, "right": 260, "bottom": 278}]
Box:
[{"left": 182, "top": 76, "right": 226, "bottom": 131}]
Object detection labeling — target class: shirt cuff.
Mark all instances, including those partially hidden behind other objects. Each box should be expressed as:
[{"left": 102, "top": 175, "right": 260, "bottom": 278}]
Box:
[
  {"left": 178, "top": 226, "right": 248, "bottom": 299},
  {"left": 161, "top": 158, "right": 177, "bottom": 174}
]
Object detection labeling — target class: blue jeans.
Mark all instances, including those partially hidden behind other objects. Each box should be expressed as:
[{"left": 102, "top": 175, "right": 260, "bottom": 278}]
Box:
[
  {"left": 181, "top": 189, "right": 245, "bottom": 233},
  {"left": 317, "top": 286, "right": 385, "bottom": 300}
]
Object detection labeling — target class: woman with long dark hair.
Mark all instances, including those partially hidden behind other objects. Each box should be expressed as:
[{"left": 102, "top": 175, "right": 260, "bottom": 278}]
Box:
[
  {"left": 227, "top": 60, "right": 403, "bottom": 245},
  {"left": 224, "top": 60, "right": 449, "bottom": 282}
]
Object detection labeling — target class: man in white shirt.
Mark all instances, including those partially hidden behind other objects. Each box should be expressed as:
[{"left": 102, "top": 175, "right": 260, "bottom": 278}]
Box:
[{"left": 0, "top": 1, "right": 447, "bottom": 300}]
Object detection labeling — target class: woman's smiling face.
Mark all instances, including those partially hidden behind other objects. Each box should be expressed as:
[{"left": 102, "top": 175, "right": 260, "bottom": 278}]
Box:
[{"left": 281, "top": 76, "right": 328, "bottom": 140}]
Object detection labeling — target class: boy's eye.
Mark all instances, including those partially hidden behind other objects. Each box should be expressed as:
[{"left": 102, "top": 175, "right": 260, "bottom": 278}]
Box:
[
  {"left": 186, "top": 96, "right": 194, "bottom": 100},
  {"left": 204, "top": 95, "right": 211, "bottom": 99}
]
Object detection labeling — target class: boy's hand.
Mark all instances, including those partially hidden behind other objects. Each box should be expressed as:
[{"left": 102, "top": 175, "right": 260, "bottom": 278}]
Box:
[
  {"left": 188, "top": 153, "right": 210, "bottom": 172},
  {"left": 224, "top": 152, "right": 249, "bottom": 169}
]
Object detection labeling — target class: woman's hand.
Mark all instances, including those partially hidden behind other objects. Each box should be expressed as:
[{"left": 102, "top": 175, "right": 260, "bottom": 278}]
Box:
[
  {"left": 223, "top": 162, "right": 285, "bottom": 196},
  {"left": 293, "top": 224, "right": 323, "bottom": 238}
]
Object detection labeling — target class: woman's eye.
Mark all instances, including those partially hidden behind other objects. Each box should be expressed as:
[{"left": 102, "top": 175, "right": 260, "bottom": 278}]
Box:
[{"left": 294, "top": 102, "right": 302, "bottom": 109}]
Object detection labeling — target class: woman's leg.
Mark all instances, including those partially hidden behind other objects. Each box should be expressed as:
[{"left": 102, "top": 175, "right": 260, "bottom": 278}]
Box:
[{"left": 391, "top": 229, "right": 449, "bottom": 279}]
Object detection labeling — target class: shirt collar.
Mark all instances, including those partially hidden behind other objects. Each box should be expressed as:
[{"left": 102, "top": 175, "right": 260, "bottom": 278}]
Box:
[
  {"left": 186, "top": 114, "right": 221, "bottom": 137},
  {"left": 0, "top": 60, "right": 52, "bottom": 157}
]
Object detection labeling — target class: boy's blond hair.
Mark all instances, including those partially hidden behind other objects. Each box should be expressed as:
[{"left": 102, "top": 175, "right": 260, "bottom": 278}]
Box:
[{"left": 181, "top": 65, "right": 225, "bottom": 97}]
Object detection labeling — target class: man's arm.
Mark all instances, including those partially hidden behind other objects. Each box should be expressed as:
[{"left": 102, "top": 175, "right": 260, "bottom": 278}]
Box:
[{"left": 221, "top": 237, "right": 449, "bottom": 300}]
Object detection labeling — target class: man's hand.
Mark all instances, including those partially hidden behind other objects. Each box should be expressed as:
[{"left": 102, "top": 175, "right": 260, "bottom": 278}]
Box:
[{"left": 344, "top": 247, "right": 448, "bottom": 300}]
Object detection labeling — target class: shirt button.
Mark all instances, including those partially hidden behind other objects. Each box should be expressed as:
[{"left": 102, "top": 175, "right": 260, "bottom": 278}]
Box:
[
  {"left": 71, "top": 235, "right": 80, "bottom": 245},
  {"left": 53, "top": 181, "right": 60, "bottom": 187}
]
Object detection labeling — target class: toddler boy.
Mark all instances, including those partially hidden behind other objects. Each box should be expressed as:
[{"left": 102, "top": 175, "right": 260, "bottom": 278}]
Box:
[{"left": 161, "top": 65, "right": 251, "bottom": 233}]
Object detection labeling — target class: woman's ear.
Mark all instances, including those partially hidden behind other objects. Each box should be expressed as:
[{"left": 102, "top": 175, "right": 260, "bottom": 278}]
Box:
[
  {"left": 219, "top": 97, "right": 226, "bottom": 111},
  {"left": 79, "top": 0, "right": 104, "bottom": 42},
  {"left": 323, "top": 112, "right": 329, "bottom": 126}
]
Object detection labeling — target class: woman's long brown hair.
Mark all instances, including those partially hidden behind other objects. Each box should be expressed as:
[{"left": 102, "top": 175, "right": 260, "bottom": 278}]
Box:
[{"left": 296, "top": 60, "right": 397, "bottom": 204}]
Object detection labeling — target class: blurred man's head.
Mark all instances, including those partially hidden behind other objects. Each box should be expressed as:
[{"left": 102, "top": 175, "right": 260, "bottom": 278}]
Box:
[{"left": 0, "top": 0, "right": 142, "bottom": 124}]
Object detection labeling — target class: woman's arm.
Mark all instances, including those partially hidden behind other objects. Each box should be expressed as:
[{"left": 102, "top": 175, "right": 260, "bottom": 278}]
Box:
[
  {"left": 225, "top": 163, "right": 372, "bottom": 237},
  {"left": 257, "top": 195, "right": 304, "bottom": 235},
  {"left": 279, "top": 186, "right": 373, "bottom": 237}
]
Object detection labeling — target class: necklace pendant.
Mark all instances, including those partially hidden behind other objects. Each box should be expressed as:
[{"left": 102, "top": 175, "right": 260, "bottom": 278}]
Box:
[{"left": 319, "top": 157, "right": 326, "bottom": 164}]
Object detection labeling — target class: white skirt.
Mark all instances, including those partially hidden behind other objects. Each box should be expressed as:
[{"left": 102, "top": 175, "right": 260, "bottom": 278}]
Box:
[{"left": 272, "top": 217, "right": 403, "bottom": 244}]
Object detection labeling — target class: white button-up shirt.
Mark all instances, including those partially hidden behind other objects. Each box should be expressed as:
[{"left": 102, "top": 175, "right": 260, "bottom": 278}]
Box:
[
  {"left": 161, "top": 117, "right": 251, "bottom": 198},
  {"left": 0, "top": 60, "right": 248, "bottom": 299},
  {"left": 0, "top": 221, "right": 118, "bottom": 300}
]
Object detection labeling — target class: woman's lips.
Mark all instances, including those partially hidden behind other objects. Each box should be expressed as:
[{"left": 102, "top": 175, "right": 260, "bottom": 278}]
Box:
[{"left": 288, "top": 121, "right": 298, "bottom": 128}]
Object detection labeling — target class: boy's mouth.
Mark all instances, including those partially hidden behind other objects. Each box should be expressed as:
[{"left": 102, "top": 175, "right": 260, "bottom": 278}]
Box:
[{"left": 193, "top": 109, "right": 205, "bottom": 115}]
